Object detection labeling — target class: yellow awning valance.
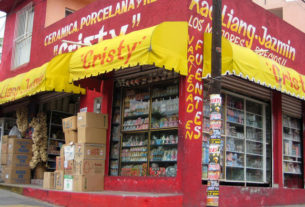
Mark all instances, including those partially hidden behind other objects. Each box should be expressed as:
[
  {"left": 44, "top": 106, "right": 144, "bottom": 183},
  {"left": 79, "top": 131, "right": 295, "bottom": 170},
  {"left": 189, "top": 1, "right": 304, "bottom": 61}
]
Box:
[
  {"left": 203, "top": 33, "right": 305, "bottom": 100},
  {"left": 69, "top": 21, "right": 188, "bottom": 82},
  {"left": 0, "top": 53, "right": 85, "bottom": 105}
]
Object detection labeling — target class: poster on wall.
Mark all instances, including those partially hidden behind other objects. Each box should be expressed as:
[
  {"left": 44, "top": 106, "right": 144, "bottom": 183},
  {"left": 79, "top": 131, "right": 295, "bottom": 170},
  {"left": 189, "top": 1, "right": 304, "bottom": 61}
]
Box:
[{"left": 207, "top": 94, "right": 222, "bottom": 206}]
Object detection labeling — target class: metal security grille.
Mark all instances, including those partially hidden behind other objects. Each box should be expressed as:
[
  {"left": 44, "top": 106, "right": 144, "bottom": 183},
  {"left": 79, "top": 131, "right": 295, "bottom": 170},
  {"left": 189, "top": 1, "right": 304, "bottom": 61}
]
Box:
[
  {"left": 282, "top": 94, "right": 303, "bottom": 118},
  {"left": 218, "top": 76, "right": 272, "bottom": 101}
]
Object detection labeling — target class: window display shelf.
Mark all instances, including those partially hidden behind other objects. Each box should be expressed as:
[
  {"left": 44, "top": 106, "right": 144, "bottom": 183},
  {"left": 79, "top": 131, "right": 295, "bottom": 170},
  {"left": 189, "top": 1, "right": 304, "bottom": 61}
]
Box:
[
  {"left": 227, "top": 106, "right": 243, "bottom": 113},
  {"left": 150, "top": 144, "right": 178, "bottom": 148},
  {"left": 150, "top": 160, "right": 177, "bottom": 163},
  {"left": 246, "top": 167, "right": 263, "bottom": 170},
  {"left": 246, "top": 125, "right": 263, "bottom": 130},
  {"left": 283, "top": 154, "right": 302, "bottom": 159},
  {"left": 246, "top": 139, "right": 263, "bottom": 144},
  {"left": 246, "top": 153, "right": 263, "bottom": 157},
  {"left": 202, "top": 92, "right": 270, "bottom": 183},
  {"left": 227, "top": 120, "right": 244, "bottom": 126},
  {"left": 283, "top": 126, "right": 300, "bottom": 131},
  {"left": 121, "top": 161, "right": 148, "bottom": 163},
  {"left": 226, "top": 150, "right": 244, "bottom": 154},
  {"left": 227, "top": 135, "right": 244, "bottom": 140},
  {"left": 110, "top": 80, "right": 179, "bottom": 177},
  {"left": 122, "top": 145, "right": 148, "bottom": 148},
  {"left": 226, "top": 165, "right": 244, "bottom": 169},
  {"left": 283, "top": 138, "right": 301, "bottom": 142},
  {"left": 283, "top": 160, "right": 302, "bottom": 163},
  {"left": 284, "top": 171, "right": 302, "bottom": 175}
]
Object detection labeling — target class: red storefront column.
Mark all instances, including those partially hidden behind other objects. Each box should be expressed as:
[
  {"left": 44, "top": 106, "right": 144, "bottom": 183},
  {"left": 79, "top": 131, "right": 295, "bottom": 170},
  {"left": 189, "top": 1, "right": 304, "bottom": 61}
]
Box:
[
  {"left": 272, "top": 91, "right": 283, "bottom": 187},
  {"left": 302, "top": 101, "right": 305, "bottom": 188}
]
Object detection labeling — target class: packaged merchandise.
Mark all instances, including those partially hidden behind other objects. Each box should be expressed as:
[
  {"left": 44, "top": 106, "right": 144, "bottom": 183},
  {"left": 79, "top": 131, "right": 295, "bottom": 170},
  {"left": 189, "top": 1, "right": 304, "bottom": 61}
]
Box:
[
  {"left": 64, "top": 130, "right": 78, "bottom": 144},
  {"left": 72, "top": 174, "right": 104, "bottom": 192},
  {"left": 73, "top": 159, "right": 105, "bottom": 175},
  {"left": 54, "top": 170, "right": 64, "bottom": 190},
  {"left": 7, "top": 138, "right": 32, "bottom": 154},
  {"left": 2, "top": 166, "right": 31, "bottom": 184}
]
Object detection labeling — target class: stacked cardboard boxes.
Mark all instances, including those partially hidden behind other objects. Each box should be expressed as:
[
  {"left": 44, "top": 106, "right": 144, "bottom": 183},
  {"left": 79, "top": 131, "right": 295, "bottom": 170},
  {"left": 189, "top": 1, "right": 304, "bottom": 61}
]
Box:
[
  {"left": 1, "top": 137, "right": 32, "bottom": 184},
  {"left": 62, "top": 116, "right": 78, "bottom": 144},
  {"left": 43, "top": 112, "right": 107, "bottom": 192}
]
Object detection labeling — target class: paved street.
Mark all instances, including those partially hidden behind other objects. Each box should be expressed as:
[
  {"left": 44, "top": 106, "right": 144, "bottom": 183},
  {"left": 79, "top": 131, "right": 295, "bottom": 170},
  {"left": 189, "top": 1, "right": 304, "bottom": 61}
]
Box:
[{"left": 0, "top": 189, "right": 57, "bottom": 207}]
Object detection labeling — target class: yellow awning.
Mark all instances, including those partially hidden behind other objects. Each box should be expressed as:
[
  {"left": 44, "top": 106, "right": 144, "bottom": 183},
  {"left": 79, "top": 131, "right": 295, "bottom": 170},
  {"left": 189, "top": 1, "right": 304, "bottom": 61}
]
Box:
[
  {"left": 69, "top": 21, "right": 188, "bottom": 82},
  {"left": 203, "top": 33, "right": 305, "bottom": 100},
  {"left": 0, "top": 53, "right": 85, "bottom": 105}
]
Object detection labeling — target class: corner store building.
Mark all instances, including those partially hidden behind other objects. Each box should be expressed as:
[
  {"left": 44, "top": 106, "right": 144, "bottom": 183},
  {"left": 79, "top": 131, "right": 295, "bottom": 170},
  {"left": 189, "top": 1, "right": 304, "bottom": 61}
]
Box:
[{"left": 1, "top": 0, "right": 305, "bottom": 206}]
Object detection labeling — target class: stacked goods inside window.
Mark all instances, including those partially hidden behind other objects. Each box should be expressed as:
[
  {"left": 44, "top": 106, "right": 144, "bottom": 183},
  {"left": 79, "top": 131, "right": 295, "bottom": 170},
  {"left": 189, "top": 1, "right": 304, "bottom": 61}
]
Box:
[
  {"left": 109, "top": 78, "right": 179, "bottom": 177},
  {"left": 283, "top": 115, "right": 303, "bottom": 188},
  {"left": 202, "top": 90, "right": 271, "bottom": 184}
]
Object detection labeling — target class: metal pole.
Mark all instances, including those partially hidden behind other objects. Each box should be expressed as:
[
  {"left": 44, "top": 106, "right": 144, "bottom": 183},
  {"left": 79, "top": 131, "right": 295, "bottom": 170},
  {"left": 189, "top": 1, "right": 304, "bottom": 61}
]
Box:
[{"left": 207, "top": 0, "right": 222, "bottom": 206}]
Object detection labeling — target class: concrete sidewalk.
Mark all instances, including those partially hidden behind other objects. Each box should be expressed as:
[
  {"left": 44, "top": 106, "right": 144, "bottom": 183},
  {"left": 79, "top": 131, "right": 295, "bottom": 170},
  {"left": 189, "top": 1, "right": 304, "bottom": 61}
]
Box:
[{"left": 0, "top": 189, "right": 59, "bottom": 207}]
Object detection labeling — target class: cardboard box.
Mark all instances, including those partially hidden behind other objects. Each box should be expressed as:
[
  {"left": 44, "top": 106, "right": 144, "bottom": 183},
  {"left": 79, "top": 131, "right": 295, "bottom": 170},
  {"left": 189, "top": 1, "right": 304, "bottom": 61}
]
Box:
[
  {"left": 1, "top": 135, "right": 17, "bottom": 145},
  {"left": 8, "top": 138, "right": 32, "bottom": 154},
  {"left": 64, "top": 160, "right": 74, "bottom": 175},
  {"left": 64, "top": 175, "right": 73, "bottom": 191},
  {"left": 7, "top": 153, "right": 32, "bottom": 167},
  {"left": 2, "top": 167, "right": 31, "bottom": 184},
  {"left": 64, "top": 130, "right": 78, "bottom": 144},
  {"left": 1, "top": 153, "right": 7, "bottom": 165},
  {"left": 54, "top": 170, "right": 64, "bottom": 190},
  {"left": 77, "top": 112, "right": 108, "bottom": 129},
  {"left": 73, "top": 174, "right": 104, "bottom": 192},
  {"left": 64, "top": 145, "right": 75, "bottom": 161},
  {"left": 73, "top": 159, "right": 105, "bottom": 175},
  {"left": 43, "top": 172, "right": 54, "bottom": 189},
  {"left": 62, "top": 116, "right": 77, "bottom": 131},
  {"left": 56, "top": 156, "right": 64, "bottom": 171},
  {"left": 77, "top": 127, "right": 107, "bottom": 144},
  {"left": 1, "top": 143, "right": 7, "bottom": 154},
  {"left": 74, "top": 143, "right": 106, "bottom": 161}
]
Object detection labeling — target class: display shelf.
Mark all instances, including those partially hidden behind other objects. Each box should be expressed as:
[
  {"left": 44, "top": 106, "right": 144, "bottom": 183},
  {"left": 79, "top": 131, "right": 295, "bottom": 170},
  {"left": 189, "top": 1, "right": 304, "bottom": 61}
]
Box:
[
  {"left": 124, "top": 114, "right": 149, "bottom": 119},
  {"left": 227, "top": 120, "right": 244, "bottom": 126},
  {"left": 49, "top": 138, "right": 65, "bottom": 142},
  {"left": 246, "top": 153, "right": 263, "bottom": 157},
  {"left": 283, "top": 126, "right": 300, "bottom": 131},
  {"left": 111, "top": 80, "right": 179, "bottom": 177},
  {"left": 283, "top": 160, "right": 302, "bottom": 163},
  {"left": 150, "top": 160, "right": 177, "bottom": 163},
  {"left": 283, "top": 138, "right": 301, "bottom": 142},
  {"left": 283, "top": 154, "right": 301, "bottom": 158},
  {"left": 202, "top": 92, "right": 269, "bottom": 183},
  {"left": 121, "top": 161, "right": 147, "bottom": 163},
  {"left": 284, "top": 172, "right": 302, "bottom": 175},
  {"left": 47, "top": 111, "right": 72, "bottom": 171},
  {"left": 226, "top": 150, "right": 244, "bottom": 154},
  {"left": 150, "top": 143, "right": 178, "bottom": 147}
]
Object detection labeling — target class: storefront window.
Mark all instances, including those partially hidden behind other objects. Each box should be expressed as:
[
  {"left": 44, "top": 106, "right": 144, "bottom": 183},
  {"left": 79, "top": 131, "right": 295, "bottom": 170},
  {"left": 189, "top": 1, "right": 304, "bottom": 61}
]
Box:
[
  {"left": 283, "top": 115, "right": 303, "bottom": 188},
  {"left": 109, "top": 79, "right": 179, "bottom": 177},
  {"left": 202, "top": 91, "right": 271, "bottom": 184}
]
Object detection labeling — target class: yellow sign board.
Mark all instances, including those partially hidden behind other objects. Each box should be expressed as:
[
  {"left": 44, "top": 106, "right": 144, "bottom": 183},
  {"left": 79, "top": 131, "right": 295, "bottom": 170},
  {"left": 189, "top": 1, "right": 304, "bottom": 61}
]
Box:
[
  {"left": 203, "top": 33, "right": 305, "bottom": 100},
  {"left": 0, "top": 53, "right": 85, "bottom": 105},
  {"left": 69, "top": 22, "right": 188, "bottom": 82}
]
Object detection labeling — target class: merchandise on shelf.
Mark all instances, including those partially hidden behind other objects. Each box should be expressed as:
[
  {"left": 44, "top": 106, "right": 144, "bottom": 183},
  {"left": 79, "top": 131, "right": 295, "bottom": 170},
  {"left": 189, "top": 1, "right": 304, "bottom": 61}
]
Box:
[
  {"left": 123, "top": 117, "right": 149, "bottom": 131},
  {"left": 151, "top": 134, "right": 178, "bottom": 145},
  {"left": 121, "top": 163, "right": 147, "bottom": 176},
  {"left": 122, "top": 134, "right": 148, "bottom": 147},
  {"left": 150, "top": 147, "right": 177, "bottom": 162}
]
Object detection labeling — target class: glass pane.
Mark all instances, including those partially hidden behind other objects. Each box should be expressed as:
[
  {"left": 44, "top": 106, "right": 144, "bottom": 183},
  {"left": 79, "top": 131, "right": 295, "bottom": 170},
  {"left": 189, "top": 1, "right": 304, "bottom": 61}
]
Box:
[
  {"left": 123, "top": 88, "right": 149, "bottom": 131},
  {"left": 120, "top": 132, "right": 148, "bottom": 176},
  {"left": 151, "top": 84, "right": 179, "bottom": 129},
  {"left": 149, "top": 130, "right": 178, "bottom": 177}
]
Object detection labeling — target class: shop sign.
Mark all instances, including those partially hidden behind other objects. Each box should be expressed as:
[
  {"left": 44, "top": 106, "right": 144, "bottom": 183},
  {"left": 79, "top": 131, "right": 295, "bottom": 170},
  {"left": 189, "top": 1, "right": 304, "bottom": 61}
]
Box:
[{"left": 189, "top": 0, "right": 305, "bottom": 72}]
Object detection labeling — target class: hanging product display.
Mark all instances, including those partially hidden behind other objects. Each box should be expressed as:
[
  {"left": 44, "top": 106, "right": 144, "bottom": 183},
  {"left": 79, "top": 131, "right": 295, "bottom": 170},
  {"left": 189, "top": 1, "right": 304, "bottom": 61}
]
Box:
[
  {"left": 29, "top": 112, "right": 48, "bottom": 169},
  {"left": 16, "top": 107, "right": 28, "bottom": 137}
]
